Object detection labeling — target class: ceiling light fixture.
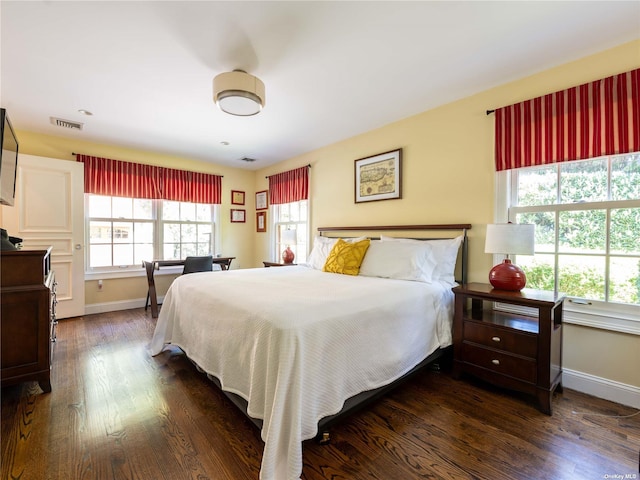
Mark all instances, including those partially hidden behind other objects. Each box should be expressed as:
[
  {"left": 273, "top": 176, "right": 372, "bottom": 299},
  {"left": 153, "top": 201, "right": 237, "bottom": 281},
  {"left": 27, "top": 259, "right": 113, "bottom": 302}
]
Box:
[{"left": 213, "top": 70, "right": 265, "bottom": 116}]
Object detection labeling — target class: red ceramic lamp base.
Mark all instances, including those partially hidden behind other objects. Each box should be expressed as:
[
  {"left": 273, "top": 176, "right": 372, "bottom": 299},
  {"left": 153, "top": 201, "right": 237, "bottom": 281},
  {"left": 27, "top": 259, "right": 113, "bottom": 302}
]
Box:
[
  {"left": 282, "top": 247, "right": 295, "bottom": 264},
  {"left": 489, "top": 259, "right": 527, "bottom": 291}
]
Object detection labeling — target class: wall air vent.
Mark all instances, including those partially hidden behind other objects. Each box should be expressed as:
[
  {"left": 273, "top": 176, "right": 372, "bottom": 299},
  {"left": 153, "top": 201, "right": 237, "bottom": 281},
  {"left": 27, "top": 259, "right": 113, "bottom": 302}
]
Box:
[
  {"left": 239, "top": 157, "right": 256, "bottom": 162},
  {"left": 50, "top": 117, "right": 83, "bottom": 130}
]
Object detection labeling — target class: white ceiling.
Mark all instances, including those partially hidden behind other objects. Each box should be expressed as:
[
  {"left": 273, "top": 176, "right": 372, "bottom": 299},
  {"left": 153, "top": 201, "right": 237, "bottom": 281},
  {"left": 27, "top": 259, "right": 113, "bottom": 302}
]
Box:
[{"left": 1, "top": 1, "right": 639, "bottom": 170}]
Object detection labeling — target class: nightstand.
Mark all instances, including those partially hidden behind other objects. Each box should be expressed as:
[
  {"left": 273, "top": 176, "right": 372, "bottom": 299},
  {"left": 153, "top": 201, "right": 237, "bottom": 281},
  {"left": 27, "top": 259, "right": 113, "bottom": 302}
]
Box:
[
  {"left": 262, "top": 261, "right": 296, "bottom": 267},
  {"left": 452, "top": 283, "right": 565, "bottom": 415}
]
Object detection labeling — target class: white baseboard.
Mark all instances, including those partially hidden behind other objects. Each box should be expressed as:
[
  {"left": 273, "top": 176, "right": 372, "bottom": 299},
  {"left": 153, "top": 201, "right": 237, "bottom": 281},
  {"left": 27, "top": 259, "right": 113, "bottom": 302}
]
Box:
[
  {"left": 84, "top": 296, "right": 164, "bottom": 316},
  {"left": 563, "top": 368, "right": 640, "bottom": 409}
]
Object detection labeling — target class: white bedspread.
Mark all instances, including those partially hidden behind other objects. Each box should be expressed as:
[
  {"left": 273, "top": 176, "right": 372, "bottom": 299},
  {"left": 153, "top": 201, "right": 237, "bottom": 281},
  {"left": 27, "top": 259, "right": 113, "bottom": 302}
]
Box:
[{"left": 150, "top": 266, "right": 454, "bottom": 480}]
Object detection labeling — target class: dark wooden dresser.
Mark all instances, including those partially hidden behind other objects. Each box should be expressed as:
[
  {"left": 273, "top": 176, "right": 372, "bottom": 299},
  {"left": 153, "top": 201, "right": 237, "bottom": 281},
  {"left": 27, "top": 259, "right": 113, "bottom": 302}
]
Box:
[
  {"left": 1, "top": 247, "right": 57, "bottom": 392},
  {"left": 452, "top": 283, "right": 565, "bottom": 414}
]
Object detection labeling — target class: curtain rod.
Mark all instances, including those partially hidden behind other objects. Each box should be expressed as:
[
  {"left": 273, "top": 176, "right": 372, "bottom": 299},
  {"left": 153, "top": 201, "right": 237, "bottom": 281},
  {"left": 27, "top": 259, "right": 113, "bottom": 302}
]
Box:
[
  {"left": 265, "top": 164, "right": 311, "bottom": 179},
  {"left": 486, "top": 109, "right": 495, "bottom": 115}
]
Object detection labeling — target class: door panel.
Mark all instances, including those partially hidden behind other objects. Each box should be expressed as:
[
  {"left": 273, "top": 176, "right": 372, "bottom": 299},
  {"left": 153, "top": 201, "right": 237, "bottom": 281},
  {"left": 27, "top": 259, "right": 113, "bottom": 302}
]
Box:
[{"left": 2, "top": 155, "right": 84, "bottom": 318}]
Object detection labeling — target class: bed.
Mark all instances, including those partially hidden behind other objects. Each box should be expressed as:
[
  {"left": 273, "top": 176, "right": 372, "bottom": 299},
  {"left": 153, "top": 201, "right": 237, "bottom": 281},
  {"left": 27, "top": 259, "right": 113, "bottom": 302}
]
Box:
[{"left": 150, "top": 224, "right": 471, "bottom": 480}]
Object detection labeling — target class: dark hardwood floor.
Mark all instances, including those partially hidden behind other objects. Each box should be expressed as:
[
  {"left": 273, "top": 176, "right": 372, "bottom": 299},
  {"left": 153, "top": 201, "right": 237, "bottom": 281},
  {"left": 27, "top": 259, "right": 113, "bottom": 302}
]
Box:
[{"left": 2, "top": 308, "right": 638, "bottom": 480}]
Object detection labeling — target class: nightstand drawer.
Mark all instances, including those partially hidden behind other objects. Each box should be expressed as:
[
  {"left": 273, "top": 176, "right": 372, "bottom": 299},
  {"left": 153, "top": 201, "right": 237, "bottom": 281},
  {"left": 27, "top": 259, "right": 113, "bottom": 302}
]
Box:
[
  {"left": 463, "top": 320, "right": 537, "bottom": 358},
  {"left": 462, "top": 343, "right": 537, "bottom": 383}
]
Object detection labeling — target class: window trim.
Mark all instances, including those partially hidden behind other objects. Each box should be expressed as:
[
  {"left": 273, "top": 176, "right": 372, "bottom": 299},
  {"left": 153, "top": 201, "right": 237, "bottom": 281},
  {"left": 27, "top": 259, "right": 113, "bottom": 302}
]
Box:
[
  {"left": 495, "top": 170, "right": 640, "bottom": 336},
  {"left": 270, "top": 199, "right": 310, "bottom": 264},
  {"left": 84, "top": 194, "right": 220, "bottom": 277},
  {"left": 84, "top": 265, "right": 182, "bottom": 281},
  {"left": 157, "top": 201, "right": 218, "bottom": 261}
]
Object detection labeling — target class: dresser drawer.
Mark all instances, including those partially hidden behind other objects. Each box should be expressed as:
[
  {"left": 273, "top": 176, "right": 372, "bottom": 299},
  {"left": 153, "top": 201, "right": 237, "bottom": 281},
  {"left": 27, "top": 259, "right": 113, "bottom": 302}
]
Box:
[
  {"left": 463, "top": 320, "right": 537, "bottom": 358},
  {"left": 461, "top": 343, "right": 537, "bottom": 383}
]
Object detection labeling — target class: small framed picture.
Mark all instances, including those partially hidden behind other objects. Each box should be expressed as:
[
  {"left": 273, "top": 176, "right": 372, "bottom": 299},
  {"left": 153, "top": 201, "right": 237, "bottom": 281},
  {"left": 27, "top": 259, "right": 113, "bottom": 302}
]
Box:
[
  {"left": 231, "top": 190, "right": 245, "bottom": 205},
  {"left": 256, "top": 211, "right": 267, "bottom": 232},
  {"left": 354, "top": 148, "right": 402, "bottom": 203},
  {"left": 256, "top": 190, "right": 268, "bottom": 210},
  {"left": 230, "top": 209, "right": 246, "bottom": 223}
]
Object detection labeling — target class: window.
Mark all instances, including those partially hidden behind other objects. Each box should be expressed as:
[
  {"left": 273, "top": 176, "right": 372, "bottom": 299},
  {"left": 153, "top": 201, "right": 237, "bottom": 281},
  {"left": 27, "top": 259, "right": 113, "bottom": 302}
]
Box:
[
  {"left": 161, "top": 200, "right": 215, "bottom": 260},
  {"left": 272, "top": 200, "right": 309, "bottom": 264},
  {"left": 506, "top": 153, "right": 640, "bottom": 309},
  {"left": 87, "top": 194, "right": 218, "bottom": 271}
]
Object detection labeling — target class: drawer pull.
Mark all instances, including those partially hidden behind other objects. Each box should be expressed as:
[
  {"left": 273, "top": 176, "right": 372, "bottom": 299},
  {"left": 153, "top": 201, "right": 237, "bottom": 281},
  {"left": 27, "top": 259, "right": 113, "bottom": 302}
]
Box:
[
  {"left": 491, "top": 359, "right": 500, "bottom": 365},
  {"left": 491, "top": 336, "right": 501, "bottom": 342}
]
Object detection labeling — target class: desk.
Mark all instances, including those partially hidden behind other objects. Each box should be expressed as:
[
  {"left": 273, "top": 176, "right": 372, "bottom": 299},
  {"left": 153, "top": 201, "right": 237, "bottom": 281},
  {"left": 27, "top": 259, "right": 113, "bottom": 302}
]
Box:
[{"left": 143, "top": 257, "right": 234, "bottom": 318}]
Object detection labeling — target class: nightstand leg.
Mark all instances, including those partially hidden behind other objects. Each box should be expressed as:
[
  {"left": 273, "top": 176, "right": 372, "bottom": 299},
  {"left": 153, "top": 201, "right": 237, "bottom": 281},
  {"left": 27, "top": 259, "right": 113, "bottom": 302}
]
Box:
[
  {"left": 39, "top": 378, "right": 52, "bottom": 393},
  {"left": 536, "top": 388, "right": 553, "bottom": 415}
]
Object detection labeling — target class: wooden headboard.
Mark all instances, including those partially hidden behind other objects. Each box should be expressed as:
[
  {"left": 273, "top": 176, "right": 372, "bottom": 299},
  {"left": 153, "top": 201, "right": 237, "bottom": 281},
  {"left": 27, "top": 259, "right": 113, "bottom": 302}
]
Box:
[{"left": 317, "top": 224, "right": 472, "bottom": 284}]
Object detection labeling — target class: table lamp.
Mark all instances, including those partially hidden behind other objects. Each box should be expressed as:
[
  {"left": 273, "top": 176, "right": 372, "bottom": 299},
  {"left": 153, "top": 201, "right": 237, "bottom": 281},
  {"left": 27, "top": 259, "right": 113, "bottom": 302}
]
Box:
[
  {"left": 281, "top": 229, "right": 297, "bottom": 264},
  {"left": 485, "top": 223, "right": 535, "bottom": 291}
]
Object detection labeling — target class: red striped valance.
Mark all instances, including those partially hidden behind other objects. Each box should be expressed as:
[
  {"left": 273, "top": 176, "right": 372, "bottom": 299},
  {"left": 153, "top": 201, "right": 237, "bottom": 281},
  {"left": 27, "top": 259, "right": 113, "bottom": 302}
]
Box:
[
  {"left": 495, "top": 68, "right": 640, "bottom": 171},
  {"left": 76, "top": 154, "right": 222, "bottom": 204},
  {"left": 268, "top": 165, "right": 309, "bottom": 205}
]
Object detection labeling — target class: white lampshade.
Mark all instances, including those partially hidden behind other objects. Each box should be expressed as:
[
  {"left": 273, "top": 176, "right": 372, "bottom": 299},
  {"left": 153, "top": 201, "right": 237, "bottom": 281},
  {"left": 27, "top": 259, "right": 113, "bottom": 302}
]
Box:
[
  {"left": 213, "top": 70, "right": 265, "bottom": 116},
  {"left": 485, "top": 223, "right": 535, "bottom": 255},
  {"left": 282, "top": 229, "right": 297, "bottom": 245}
]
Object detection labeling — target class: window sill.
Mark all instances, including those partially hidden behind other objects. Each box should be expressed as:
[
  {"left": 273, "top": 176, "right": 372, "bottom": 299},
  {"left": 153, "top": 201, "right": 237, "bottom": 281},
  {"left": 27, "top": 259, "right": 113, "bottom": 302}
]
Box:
[
  {"left": 563, "top": 303, "right": 640, "bottom": 336},
  {"left": 496, "top": 301, "right": 640, "bottom": 335},
  {"left": 85, "top": 266, "right": 183, "bottom": 281}
]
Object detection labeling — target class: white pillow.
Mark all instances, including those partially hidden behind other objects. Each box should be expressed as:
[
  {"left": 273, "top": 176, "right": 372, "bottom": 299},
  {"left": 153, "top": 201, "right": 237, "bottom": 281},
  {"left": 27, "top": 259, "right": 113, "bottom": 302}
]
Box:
[
  {"left": 305, "top": 236, "right": 368, "bottom": 270},
  {"left": 306, "top": 236, "right": 338, "bottom": 270},
  {"left": 359, "top": 240, "right": 437, "bottom": 283},
  {"left": 380, "top": 235, "right": 463, "bottom": 285}
]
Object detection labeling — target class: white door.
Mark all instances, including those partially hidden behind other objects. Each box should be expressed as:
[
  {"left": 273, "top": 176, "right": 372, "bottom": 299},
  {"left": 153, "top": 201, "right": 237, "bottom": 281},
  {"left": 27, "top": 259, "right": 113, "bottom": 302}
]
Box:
[{"left": 2, "top": 154, "right": 85, "bottom": 318}]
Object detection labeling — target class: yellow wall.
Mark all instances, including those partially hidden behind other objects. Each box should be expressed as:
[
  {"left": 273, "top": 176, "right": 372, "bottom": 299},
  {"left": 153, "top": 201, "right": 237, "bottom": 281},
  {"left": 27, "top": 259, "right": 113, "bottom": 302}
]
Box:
[
  {"left": 252, "top": 97, "right": 494, "bottom": 280},
  {"left": 564, "top": 324, "right": 640, "bottom": 384},
  {"left": 9, "top": 132, "right": 256, "bottom": 304},
  {"left": 254, "top": 39, "right": 640, "bottom": 388},
  {"left": 254, "top": 40, "right": 640, "bottom": 275}
]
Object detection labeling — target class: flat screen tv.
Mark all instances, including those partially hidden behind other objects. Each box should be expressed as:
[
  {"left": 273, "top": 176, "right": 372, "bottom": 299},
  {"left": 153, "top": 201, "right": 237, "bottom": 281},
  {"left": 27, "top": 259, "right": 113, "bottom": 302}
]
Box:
[{"left": 0, "top": 108, "right": 19, "bottom": 206}]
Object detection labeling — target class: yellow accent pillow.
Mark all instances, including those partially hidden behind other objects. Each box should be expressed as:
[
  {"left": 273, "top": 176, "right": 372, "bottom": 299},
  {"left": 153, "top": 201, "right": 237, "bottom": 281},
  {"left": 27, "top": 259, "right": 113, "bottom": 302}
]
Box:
[{"left": 323, "top": 238, "right": 371, "bottom": 275}]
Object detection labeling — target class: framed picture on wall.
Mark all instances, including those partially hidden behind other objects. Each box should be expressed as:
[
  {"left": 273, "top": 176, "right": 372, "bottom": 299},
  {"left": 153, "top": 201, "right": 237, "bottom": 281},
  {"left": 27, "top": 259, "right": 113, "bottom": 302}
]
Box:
[
  {"left": 256, "top": 211, "right": 267, "bottom": 232},
  {"left": 230, "top": 209, "right": 246, "bottom": 223},
  {"left": 256, "top": 190, "right": 268, "bottom": 210},
  {"left": 354, "top": 148, "right": 402, "bottom": 203},
  {"left": 231, "top": 190, "right": 245, "bottom": 205}
]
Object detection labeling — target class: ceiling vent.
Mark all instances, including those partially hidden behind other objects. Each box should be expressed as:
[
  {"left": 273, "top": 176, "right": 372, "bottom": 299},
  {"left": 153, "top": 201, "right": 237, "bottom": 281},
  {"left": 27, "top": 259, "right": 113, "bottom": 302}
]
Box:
[
  {"left": 50, "top": 117, "right": 83, "bottom": 130},
  {"left": 239, "top": 157, "right": 256, "bottom": 163}
]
